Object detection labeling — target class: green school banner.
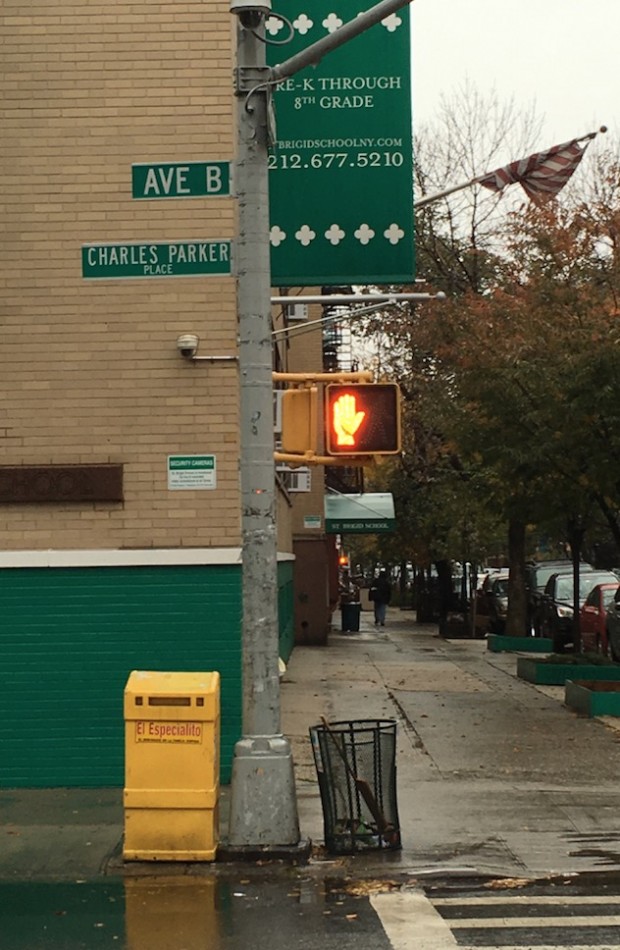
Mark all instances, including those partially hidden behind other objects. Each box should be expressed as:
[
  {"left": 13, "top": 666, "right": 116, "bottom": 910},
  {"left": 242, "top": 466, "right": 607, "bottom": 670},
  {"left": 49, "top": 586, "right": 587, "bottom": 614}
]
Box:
[{"left": 267, "top": 2, "right": 414, "bottom": 286}]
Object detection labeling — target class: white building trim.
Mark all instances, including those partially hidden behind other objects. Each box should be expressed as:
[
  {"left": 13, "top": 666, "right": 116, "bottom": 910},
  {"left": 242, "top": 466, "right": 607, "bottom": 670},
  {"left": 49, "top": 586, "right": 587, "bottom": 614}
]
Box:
[{"left": 0, "top": 548, "right": 295, "bottom": 569}]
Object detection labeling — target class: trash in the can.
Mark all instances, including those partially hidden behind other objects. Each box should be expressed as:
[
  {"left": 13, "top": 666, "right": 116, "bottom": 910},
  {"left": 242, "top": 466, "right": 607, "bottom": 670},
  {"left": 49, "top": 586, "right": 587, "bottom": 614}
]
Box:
[{"left": 309, "top": 718, "right": 401, "bottom": 855}]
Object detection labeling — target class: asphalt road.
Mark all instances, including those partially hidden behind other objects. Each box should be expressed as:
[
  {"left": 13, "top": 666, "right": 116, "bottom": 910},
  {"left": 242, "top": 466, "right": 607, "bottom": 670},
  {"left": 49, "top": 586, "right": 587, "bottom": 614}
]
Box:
[{"left": 5, "top": 874, "right": 620, "bottom": 949}]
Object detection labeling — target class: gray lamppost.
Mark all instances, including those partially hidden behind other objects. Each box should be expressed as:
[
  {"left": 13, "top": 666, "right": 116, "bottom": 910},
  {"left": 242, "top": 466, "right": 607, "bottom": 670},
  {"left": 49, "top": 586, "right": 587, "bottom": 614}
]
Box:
[{"left": 228, "top": 0, "right": 414, "bottom": 849}]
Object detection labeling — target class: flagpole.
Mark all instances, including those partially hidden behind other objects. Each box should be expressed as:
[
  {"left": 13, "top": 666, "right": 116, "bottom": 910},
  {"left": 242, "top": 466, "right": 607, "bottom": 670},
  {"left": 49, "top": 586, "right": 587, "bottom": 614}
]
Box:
[
  {"left": 414, "top": 127, "right": 607, "bottom": 211},
  {"left": 414, "top": 177, "right": 487, "bottom": 209}
]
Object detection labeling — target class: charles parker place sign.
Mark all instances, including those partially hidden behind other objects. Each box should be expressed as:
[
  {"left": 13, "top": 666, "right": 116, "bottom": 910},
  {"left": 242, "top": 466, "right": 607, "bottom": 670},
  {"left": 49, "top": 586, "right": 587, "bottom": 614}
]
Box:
[
  {"left": 267, "top": 2, "right": 414, "bottom": 286},
  {"left": 82, "top": 240, "right": 232, "bottom": 279}
]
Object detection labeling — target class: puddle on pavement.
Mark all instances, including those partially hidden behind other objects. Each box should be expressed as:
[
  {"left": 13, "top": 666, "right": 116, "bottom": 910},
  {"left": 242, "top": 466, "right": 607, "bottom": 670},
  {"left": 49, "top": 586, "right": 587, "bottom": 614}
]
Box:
[
  {"left": 0, "top": 878, "right": 225, "bottom": 950},
  {"left": 126, "top": 877, "right": 222, "bottom": 948},
  {"left": 0, "top": 874, "right": 382, "bottom": 950}
]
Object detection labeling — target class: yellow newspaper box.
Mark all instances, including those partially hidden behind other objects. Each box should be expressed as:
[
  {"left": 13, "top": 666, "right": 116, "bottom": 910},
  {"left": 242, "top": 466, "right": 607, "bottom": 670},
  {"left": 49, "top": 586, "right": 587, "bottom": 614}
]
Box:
[{"left": 123, "top": 670, "right": 220, "bottom": 861}]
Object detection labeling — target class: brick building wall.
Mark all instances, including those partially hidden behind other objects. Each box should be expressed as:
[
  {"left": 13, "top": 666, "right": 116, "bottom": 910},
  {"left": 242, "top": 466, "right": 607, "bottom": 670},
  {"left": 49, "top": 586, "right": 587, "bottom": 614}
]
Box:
[
  {"left": 1, "top": 2, "right": 299, "bottom": 787},
  {"left": 2, "top": 1, "right": 238, "bottom": 549}
]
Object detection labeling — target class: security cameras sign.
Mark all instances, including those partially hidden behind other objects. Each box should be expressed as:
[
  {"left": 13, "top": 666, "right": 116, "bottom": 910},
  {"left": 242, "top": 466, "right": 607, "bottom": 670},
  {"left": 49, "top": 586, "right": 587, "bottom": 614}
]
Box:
[
  {"left": 167, "top": 455, "right": 216, "bottom": 490},
  {"left": 267, "top": 2, "right": 414, "bottom": 287}
]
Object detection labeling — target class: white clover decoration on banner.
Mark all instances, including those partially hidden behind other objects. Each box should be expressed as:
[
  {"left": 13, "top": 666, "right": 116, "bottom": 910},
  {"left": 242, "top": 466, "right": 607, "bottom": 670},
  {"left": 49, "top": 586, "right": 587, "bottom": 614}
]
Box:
[
  {"left": 384, "top": 223, "right": 405, "bottom": 245},
  {"left": 270, "top": 226, "right": 287, "bottom": 248},
  {"left": 381, "top": 13, "right": 402, "bottom": 31},
  {"left": 354, "top": 224, "right": 375, "bottom": 245},
  {"left": 295, "top": 225, "right": 316, "bottom": 246},
  {"left": 293, "top": 14, "right": 313, "bottom": 35},
  {"left": 265, "top": 16, "right": 285, "bottom": 36},
  {"left": 325, "top": 224, "right": 345, "bottom": 245},
  {"left": 322, "top": 13, "right": 344, "bottom": 33}
]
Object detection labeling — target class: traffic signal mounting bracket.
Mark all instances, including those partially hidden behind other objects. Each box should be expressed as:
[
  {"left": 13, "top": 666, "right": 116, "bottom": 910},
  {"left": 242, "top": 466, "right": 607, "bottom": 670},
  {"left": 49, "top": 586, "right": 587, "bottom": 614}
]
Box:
[
  {"left": 273, "top": 371, "right": 374, "bottom": 385},
  {"left": 274, "top": 450, "right": 377, "bottom": 468}
]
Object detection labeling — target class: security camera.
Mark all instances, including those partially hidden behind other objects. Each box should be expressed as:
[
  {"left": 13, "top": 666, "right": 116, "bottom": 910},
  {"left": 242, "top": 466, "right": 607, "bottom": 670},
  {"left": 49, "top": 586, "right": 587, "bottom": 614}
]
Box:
[
  {"left": 230, "top": 0, "right": 272, "bottom": 18},
  {"left": 176, "top": 334, "right": 199, "bottom": 359}
]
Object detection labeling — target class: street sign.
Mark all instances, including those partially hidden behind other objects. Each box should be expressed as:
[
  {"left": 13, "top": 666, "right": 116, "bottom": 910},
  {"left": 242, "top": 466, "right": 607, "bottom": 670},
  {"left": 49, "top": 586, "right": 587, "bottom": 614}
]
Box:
[
  {"left": 82, "top": 241, "right": 232, "bottom": 279},
  {"left": 267, "top": 2, "right": 414, "bottom": 286},
  {"left": 132, "top": 161, "right": 231, "bottom": 199},
  {"left": 167, "top": 455, "right": 216, "bottom": 490}
]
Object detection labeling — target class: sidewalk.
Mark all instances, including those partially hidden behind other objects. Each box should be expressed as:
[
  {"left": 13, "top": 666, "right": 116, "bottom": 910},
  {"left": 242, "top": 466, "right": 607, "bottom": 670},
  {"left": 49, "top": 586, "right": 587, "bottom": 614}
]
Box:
[{"left": 3, "top": 608, "right": 620, "bottom": 882}]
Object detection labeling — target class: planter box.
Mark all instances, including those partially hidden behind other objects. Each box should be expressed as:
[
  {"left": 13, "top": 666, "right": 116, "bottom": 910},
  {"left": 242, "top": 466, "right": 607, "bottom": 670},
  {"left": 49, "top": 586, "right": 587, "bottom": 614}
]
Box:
[
  {"left": 517, "top": 656, "right": 620, "bottom": 686},
  {"left": 487, "top": 635, "right": 553, "bottom": 653},
  {"left": 565, "top": 679, "right": 620, "bottom": 717}
]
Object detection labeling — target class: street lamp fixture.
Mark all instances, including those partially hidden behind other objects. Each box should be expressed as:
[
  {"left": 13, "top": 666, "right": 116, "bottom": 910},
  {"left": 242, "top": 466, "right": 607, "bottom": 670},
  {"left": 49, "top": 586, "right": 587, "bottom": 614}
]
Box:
[{"left": 229, "top": 0, "right": 272, "bottom": 27}]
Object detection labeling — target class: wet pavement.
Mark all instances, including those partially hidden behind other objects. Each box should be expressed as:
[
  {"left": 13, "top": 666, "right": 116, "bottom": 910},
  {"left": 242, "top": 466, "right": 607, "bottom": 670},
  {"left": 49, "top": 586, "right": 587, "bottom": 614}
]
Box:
[
  {"left": 0, "top": 875, "right": 396, "bottom": 950},
  {"left": 286, "top": 614, "right": 620, "bottom": 880},
  {"left": 4, "top": 611, "right": 620, "bottom": 947}
]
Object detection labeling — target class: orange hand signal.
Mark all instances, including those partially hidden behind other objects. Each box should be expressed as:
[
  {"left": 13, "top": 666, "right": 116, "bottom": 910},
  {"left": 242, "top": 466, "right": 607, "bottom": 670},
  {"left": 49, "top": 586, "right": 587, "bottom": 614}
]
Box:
[{"left": 333, "top": 393, "right": 365, "bottom": 446}]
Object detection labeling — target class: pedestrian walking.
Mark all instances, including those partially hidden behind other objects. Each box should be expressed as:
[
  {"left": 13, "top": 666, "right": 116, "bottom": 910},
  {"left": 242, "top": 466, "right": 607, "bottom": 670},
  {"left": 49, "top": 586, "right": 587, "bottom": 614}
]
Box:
[{"left": 370, "top": 569, "right": 392, "bottom": 626}]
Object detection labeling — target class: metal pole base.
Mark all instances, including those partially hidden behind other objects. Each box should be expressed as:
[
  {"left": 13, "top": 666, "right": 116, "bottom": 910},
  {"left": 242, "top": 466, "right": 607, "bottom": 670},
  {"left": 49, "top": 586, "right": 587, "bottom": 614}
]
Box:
[{"left": 227, "top": 735, "right": 300, "bottom": 847}]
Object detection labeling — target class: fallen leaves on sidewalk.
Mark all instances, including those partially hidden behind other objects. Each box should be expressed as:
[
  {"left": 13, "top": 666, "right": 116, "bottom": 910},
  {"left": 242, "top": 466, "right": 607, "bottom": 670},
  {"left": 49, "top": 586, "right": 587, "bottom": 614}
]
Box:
[
  {"left": 483, "top": 877, "right": 531, "bottom": 889},
  {"left": 342, "top": 879, "right": 401, "bottom": 896}
]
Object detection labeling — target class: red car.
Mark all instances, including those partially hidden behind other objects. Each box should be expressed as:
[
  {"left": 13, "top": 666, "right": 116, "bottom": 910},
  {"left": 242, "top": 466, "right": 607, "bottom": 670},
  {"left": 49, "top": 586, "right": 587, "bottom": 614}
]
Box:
[{"left": 579, "top": 582, "right": 620, "bottom": 655}]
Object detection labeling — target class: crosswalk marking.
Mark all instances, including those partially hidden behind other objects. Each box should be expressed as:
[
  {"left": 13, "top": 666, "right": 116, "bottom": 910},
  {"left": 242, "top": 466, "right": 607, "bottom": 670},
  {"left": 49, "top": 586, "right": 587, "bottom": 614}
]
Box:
[
  {"left": 369, "top": 887, "right": 620, "bottom": 950},
  {"left": 427, "top": 889, "right": 620, "bottom": 949},
  {"left": 447, "top": 914, "right": 620, "bottom": 928},
  {"left": 434, "top": 894, "right": 620, "bottom": 905},
  {"left": 370, "top": 889, "right": 458, "bottom": 949}
]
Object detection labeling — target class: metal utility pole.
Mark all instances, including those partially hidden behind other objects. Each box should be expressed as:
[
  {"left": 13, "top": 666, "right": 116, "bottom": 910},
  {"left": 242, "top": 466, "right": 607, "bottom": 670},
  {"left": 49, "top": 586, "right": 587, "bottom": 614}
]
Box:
[
  {"left": 228, "top": 0, "right": 414, "bottom": 848},
  {"left": 228, "top": 0, "right": 299, "bottom": 848}
]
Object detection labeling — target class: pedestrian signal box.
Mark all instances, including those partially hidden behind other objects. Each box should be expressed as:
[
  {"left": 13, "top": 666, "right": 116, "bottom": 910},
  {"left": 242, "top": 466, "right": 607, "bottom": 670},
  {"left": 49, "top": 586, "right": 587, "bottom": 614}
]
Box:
[
  {"left": 325, "top": 383, "right": 401, "bottom": 456},
  {"left": 280, "top": 386, "right": 318, "bottom": 455}
]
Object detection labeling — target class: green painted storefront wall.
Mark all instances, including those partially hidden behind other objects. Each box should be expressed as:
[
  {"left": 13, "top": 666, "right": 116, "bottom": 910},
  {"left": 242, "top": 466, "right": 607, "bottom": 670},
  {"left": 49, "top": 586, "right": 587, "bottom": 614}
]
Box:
[{"left": 0, "top": 561, "right": 295, "bottom": 788}]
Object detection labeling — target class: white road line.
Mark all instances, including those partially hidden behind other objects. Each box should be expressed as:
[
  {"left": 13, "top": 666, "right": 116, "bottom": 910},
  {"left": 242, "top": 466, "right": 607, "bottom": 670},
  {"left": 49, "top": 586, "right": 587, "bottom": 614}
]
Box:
[
  {"left": 434, "top": 894, "right": 620, "bottom": 905},
  {"left": 370, "top": 889, "right": 458, "bottom": 950},
  {"left": 448, "top": 914, "right": 620, "bottom": 928}
]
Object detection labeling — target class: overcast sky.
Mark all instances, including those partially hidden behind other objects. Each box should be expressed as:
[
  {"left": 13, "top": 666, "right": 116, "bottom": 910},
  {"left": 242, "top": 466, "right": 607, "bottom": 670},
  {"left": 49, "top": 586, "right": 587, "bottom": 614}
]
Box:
[{"left": 411, "top": 0, "right": 618, "bottom": 147}]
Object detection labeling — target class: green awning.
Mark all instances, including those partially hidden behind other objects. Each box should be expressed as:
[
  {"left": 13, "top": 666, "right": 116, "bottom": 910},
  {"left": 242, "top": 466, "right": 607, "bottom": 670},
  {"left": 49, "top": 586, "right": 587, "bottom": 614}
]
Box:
[{"left": 324, "top": 493, "right": 395, "bottom": 534}]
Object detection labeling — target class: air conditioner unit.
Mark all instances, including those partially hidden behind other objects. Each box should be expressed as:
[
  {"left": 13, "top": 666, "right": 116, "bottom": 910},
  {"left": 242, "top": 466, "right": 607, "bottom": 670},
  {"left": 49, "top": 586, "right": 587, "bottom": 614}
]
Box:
[
  {"left": 286, "top": 467, "right": 311, "bottom": 492},
  {"left": 286, "top": 303, "right": 308, "bottom": 322},
  {"left": 275, "top": 463, "right": 311, "bottom": 492}
]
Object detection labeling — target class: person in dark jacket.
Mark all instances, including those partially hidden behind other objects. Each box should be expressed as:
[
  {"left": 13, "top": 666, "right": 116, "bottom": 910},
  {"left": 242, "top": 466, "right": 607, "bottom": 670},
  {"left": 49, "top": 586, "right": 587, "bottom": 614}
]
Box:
[{"left": 371, "top": 569, "right": 392, "bottom": 626}]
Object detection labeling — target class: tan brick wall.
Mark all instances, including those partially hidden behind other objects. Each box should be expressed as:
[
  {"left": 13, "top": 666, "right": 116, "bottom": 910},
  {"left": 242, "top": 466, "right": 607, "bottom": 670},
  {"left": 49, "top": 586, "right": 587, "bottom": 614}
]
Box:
[{"left": 1, "top": 1, "right": 243, "bottom": 549}]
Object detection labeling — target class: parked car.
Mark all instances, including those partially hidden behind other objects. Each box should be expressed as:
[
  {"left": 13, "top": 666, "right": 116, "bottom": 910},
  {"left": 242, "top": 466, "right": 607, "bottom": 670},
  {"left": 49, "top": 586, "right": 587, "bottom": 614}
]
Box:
[
  {"left": 474, "top": 571, "right": 509, "bottom": 636},
  {"left": 580, "top": 582, "right": 620, "bottom": 655},
  {"left": 539, "top": 570, "right": 619, "bottom": 652},
  {"left": 525, "top": 559, "right": 595, "bottom": 636},
  {"left": 605, "top": 590, "right": 620, "bottom": 661}
]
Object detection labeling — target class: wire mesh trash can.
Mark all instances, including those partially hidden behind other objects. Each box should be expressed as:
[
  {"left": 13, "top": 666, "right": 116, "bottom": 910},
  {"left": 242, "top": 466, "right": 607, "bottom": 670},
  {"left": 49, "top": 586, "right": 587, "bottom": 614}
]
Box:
[
  {"left": 309, "top": 719, "right": 401, "bottom": 854},
  {"left": 340, "top": 602, "right": 361, "bottom": 632}
]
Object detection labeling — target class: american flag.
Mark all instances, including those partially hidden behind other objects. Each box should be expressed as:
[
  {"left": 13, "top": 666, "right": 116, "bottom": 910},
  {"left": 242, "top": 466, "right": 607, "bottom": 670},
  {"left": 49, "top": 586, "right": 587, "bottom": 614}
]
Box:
[{"left": 478, "top": 131, "right": 600, "bottom": 203}]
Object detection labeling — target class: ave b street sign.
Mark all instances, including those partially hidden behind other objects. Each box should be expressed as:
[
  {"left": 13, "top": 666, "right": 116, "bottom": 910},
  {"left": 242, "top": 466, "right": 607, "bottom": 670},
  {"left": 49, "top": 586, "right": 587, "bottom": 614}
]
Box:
[{"left": 132, "top": 161, "right": 231, "bottom": 199}]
